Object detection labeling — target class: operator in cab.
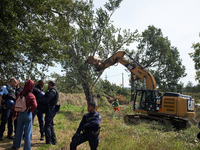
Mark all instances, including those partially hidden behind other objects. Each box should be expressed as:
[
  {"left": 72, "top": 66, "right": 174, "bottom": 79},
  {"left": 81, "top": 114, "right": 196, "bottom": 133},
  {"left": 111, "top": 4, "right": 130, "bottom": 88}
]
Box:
[{"left": 70, "top": 102, "right": 102, "bottom": 150}]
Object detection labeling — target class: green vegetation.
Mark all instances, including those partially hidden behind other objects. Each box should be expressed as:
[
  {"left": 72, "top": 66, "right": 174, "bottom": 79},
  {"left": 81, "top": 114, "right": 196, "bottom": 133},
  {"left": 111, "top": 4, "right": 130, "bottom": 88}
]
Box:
[
  {"left": 32, "top": 93, "right": 200, "bottom": 150},
  {"left": 0, "top": 92, "right": 200, "bottom": 149}
]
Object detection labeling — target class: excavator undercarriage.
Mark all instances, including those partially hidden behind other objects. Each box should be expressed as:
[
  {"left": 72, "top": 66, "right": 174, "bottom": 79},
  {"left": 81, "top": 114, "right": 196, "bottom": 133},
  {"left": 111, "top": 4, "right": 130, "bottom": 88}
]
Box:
[{"left": 124, "top": 114, "right": 191, "bottom": 130}]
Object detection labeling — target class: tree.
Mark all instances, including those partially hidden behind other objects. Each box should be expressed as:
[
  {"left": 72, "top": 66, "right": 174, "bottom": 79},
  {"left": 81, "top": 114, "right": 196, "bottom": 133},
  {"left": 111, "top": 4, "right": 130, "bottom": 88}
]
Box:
[
  {"left": 130, "top": 25, "right": 186, "bottom": 92},
  {"left": 185, "top": 81, "right": 193, "bottom": 93},
  {"left": 60, "top": 0, "right": 137, "bottom": 104},
  {"left": 0, "top": 0, "right": 73, "bottom": 83},
  {"left": 189, "top": 34, "right": 200, "bottom": 83},
  {"left": 51, "top": 72, "right": 82, "bottom": 93}
]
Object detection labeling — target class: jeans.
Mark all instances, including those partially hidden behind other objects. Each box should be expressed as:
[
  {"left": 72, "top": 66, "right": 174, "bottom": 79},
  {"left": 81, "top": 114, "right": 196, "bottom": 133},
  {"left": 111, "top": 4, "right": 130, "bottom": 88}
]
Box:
[
  {"left": 13, "top": 110, "right": 32, "bottom": 150},
  {"left": 32, "top": 109, "right": 44, "bottom": 135},
  {"left": 0, "top": 107, "right": 13, "bottom": 137}
]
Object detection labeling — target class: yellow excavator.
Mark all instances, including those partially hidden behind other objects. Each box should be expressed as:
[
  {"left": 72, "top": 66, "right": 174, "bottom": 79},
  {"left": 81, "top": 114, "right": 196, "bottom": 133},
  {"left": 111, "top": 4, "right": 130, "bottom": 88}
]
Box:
[{"left": 87, "top": 51, "right": 195, "bottom": 129}]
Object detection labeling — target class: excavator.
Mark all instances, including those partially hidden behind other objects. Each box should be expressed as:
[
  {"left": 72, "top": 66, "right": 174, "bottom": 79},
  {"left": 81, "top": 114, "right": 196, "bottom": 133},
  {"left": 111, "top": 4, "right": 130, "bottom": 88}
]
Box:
[{"left": 87, "top": 51, "right": 195, "bottom": 129}]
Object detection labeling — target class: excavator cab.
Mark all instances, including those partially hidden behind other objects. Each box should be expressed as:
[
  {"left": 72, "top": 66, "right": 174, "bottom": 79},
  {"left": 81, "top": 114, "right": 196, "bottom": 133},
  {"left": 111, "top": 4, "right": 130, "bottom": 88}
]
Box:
[{"left": 134, "top": 89, "right": 162, "bottom": 113}]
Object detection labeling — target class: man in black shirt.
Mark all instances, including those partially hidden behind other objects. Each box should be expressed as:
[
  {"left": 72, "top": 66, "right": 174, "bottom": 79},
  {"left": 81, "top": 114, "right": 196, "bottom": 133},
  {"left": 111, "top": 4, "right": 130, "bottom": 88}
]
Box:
[
  {"left": 38, "top": 81, "right": 59, "bottom": 145},
  {"left": 70, "top": 102, "right": 102, "bottom": 150},
  {"left": 32, "top": 80, "right": 45, "bottom": 140}
]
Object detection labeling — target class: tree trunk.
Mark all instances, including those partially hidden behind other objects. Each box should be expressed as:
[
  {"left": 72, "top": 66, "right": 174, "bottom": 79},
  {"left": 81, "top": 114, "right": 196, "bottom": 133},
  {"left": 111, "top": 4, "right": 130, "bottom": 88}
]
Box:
[
  {"left": 131, "top": 72, "right": 135, "bottom": 101},
  {"left": 82, "top": 82, "right": 94, "bottom": 103},
  {"left": 81, "top": 72, "right": 97, "bottom": 106}
]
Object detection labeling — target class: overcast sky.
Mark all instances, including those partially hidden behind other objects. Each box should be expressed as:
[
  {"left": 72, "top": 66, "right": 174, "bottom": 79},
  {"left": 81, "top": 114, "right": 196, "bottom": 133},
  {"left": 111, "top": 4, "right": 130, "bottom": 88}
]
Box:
[
  {"left": 49, "top": 0, "right": 200, "bottom": 87},
  {"left": 92, "top": 0, "right": 200, "bottom": 87}
]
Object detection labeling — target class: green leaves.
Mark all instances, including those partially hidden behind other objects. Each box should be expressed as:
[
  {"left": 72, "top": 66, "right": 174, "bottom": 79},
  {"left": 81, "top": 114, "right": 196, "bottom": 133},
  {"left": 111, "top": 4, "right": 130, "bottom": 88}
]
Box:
[
  {"left": 104, "top": 0, "right": 123, "bottom": 12},
  {"left": 134, "top": 25, "right": 186, "bottom": 92},
  {"left": 190, "top": 36, "right": 200, "bottom": 82},
  {"left": 0, "top": 0, "right": 72, "bottom": 82}
]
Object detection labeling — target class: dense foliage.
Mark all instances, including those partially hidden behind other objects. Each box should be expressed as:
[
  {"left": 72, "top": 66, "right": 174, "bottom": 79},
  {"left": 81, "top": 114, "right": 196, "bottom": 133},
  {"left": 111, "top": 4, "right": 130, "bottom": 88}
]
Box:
[
  {"left": 59, "top": 0, "right": 137, "bottom": 103},
  {"left": 190, "top": 34, "right": 200, "bottom": 83},
  {"left": 130, "top": 25, "right": 186, "bottom": 92},
  {"left": 0, "top": 0, "right": 71, "bottom": 83}
]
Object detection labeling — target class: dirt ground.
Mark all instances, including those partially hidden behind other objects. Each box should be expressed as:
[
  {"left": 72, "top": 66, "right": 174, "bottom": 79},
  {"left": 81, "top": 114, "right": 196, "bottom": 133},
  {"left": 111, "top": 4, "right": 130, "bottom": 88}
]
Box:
[
  {"left": 0, "top": 119, "right": 47, "bottom": 150},
  {"left": 0, "top": 93, "right": 87, "bottom": 150}
]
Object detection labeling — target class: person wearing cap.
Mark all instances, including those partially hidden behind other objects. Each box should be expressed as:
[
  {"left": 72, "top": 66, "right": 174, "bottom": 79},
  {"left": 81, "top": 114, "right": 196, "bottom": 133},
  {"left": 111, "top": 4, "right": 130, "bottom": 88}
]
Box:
[
  {"left": 112, "top": 99, "right": 120, "bottom": 112},
  {"left": 32, "top": 80, "right": 45, "bottom": 140},
  {"left": 70, "top": 102, "right": 102, "bottom": 150},
  {"left": 0, "top": 78, "right": 17, "bottom": 141}
]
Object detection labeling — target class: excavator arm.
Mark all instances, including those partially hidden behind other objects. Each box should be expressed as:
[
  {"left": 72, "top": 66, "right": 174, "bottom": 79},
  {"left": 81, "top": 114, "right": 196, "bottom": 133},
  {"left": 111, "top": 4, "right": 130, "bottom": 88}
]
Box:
[{"left": 87, "top": 51, "right": 157, "bottom": 90}]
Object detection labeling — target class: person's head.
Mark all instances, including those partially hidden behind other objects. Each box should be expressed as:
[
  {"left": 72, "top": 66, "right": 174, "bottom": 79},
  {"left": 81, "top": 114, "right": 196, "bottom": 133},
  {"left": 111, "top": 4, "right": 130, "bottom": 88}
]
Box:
[
  {"left": 115, "top": 99, "right": 118, "bottom": 102},
  {"left": 48, "top": 80, "right": 55, "bottom": 89},
  {"left": 87, "top": 102, "right": 96, "bottom": 113},
  {"left": 8, "top": 78, "right": 17, "bottom": 88},
  {"left": 22, "top": 79, "right": 35, "bottom": 94},
  {"left": 16, "top": 80, "right": 20, "bottom": 88},
  {"left": 38, "top": 80, "right": 44, "bottom": 88}
]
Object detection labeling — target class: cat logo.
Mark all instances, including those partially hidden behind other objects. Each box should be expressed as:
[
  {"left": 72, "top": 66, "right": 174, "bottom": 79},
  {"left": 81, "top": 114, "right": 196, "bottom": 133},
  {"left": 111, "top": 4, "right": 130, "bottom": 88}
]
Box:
[{"left": 125, "top": 64, "right": 135, "bottom": 71}]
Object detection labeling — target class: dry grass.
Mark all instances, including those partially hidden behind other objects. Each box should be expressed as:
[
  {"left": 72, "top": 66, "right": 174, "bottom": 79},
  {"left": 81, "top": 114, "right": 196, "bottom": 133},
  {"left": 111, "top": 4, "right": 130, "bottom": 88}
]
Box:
[{"left": 1, "top": 92, "right": 200, "bottom": 150}]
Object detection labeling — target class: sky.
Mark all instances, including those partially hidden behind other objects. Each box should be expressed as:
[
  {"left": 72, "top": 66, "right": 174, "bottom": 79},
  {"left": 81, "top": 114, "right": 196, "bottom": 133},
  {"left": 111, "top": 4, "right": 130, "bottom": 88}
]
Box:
[
  {"left": 49, "top": 0, "right": 200, "bottom": 87},
  {"left": 93, "top": 0, "right": 200, "bottom": 87}
]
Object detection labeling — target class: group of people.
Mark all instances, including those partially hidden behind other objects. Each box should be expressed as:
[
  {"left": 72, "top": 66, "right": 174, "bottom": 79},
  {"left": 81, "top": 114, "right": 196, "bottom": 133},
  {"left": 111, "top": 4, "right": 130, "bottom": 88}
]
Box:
[
  {"left": 0, "top": 78, "right": 59, "bottom": 150},
  {"left": 0, "top": 78, "right": 103, "bottom": 150}
]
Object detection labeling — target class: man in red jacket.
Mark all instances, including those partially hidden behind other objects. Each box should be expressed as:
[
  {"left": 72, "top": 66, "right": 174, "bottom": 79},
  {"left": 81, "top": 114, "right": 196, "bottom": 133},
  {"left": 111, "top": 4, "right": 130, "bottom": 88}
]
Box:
[{"left": 11, "top": 79, "right": 37, "bottom": 150}]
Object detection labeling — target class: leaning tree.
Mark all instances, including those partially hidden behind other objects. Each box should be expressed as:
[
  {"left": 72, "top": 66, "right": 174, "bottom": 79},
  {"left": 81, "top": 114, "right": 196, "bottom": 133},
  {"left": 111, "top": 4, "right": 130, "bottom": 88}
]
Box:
[{"left": 59, "top": 0, "right": 137, "bottom": 103}]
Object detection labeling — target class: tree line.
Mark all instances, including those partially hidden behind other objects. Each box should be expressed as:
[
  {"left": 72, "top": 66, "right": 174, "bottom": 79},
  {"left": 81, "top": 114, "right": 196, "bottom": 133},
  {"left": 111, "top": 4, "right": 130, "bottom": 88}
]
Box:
[{"left": 1, "top": 0, "right": 200, "bottom": 103}]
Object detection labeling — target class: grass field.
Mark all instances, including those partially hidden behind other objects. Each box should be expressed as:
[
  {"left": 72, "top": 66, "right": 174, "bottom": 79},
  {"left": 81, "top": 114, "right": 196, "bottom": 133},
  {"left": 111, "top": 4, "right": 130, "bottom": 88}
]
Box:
[{"left": 1, "top": 93, "right": 200, "bottom": 150}]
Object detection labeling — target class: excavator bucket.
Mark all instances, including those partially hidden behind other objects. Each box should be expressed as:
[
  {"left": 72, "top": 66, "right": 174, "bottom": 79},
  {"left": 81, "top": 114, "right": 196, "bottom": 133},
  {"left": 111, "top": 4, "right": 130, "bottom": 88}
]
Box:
[{"left": 87, "top": 56, "right": 104, "bottom": 71}]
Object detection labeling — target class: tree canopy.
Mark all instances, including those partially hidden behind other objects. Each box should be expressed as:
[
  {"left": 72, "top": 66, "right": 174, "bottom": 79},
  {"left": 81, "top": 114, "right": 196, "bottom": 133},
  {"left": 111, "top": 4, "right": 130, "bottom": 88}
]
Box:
[
  {"left": 131, "top": 25, "right": 186, "bottom": 92},
  {"left": 1, "top": 0, "right": 189, "bottom": 102},
  {"left": 0, "top": 0, "right": 73, "bottom": 83},
  {"left": 58, "top": 0, "right": 137, "bottom": 103},
  {"left": 189, "top": 34, "right": 200, "bottom": 83}
]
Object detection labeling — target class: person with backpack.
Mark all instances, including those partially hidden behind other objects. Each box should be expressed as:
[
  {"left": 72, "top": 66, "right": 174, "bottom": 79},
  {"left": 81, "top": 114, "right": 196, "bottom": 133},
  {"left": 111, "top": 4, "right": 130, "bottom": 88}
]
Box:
[
  {"left": 14, "top": 80, "right": 23, "bottom": 135},
  {"left": 0, "top": 78, "right": 17, "bottom": 141},
  {"left": 11, "top": 79, "right": 37, "bottom": 150},
  {"left": 32, "top": 80, "right": 45, "bottom": 141},
  {"left": 37, "top": 81, "right": 59, "bottom": 145}
]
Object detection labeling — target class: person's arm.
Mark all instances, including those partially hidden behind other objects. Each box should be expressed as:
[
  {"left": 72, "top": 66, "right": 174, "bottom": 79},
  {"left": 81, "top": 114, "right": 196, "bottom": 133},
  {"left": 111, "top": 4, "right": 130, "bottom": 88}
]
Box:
[
  {"left": 76, "top": 115, "right": 86, "bottom": 134},
  {"left": 0, "top": 86, "right": 7, "bottom": 106},
  {"left": 0, "top": 95, "right": 2, "bottom": 106},
  {"left": 28, "top": 94, "right": 37, "bottom": 112},
  {"left": 38, "top": 90, "right": 55, "bottom": 104}
]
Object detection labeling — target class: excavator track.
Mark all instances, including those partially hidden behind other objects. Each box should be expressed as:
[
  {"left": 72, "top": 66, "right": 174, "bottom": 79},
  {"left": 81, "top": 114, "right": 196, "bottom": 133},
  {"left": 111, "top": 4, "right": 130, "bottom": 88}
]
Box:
[{"left": 124, "top": 114, "right": 191, "bottom": 130}]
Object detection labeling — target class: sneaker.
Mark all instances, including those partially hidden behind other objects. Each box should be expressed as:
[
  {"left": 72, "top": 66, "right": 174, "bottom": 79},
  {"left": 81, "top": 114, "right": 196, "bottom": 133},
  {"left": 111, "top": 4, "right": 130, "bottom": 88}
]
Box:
[
  {"left": 7, "top": 136, "right": 14, "bottom": 139},
  {"left": 11, "top": 146, "right": 20, "bottom": 150},
  {"left": 40, "top": 135, "right": 44, "bottom": 141}
]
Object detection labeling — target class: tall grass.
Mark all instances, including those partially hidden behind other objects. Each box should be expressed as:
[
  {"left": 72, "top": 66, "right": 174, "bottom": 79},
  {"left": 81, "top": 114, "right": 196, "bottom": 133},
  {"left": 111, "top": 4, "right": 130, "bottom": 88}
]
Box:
[{"left": 35, "top": 102, "right": 200, "bottom": 150}]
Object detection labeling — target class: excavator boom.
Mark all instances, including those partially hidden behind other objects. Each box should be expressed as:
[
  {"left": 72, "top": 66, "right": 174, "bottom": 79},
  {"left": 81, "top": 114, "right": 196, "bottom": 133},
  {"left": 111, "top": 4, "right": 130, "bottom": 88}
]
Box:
[{"left": 87, "top": 51, "right": 157, "bottom": 90}]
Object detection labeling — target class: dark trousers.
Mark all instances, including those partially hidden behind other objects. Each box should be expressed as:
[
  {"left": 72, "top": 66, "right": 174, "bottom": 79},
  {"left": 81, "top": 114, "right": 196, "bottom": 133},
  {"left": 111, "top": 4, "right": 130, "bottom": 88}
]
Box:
[
  {"left": 70, "top": 133, "right": 99, "bottom": 150},
  {"left": 44, "top": 108, "right": 56, "bottom": 144},
  {"left": 0, "top": 108, "right": 13, "bottom": 137},
  {"left": 32, "top": 109, "right": 44, "bottom": 135}
]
